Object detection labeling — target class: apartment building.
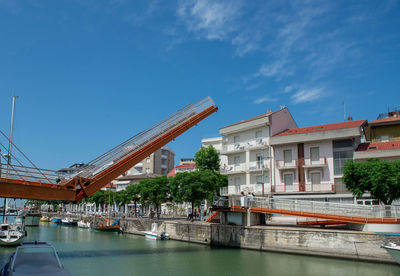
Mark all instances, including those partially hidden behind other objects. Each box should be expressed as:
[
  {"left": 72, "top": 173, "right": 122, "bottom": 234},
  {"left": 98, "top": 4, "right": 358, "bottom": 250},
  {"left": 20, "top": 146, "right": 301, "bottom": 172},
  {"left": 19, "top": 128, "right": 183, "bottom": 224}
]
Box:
[
  {"left": 167, "top": 158, "right": 197, "bottom": 177},
  {"left": 112, "top": 147, "right": 174, "bottom": 191},
  {"left": 355, "top": 110, "right": 400, "bottom": 161},
  {"left": 270, "top": 120, "right": 367, "bottom": 203},
  {"left": 216, "top": 108, "right": 297, "bottom": 196}
]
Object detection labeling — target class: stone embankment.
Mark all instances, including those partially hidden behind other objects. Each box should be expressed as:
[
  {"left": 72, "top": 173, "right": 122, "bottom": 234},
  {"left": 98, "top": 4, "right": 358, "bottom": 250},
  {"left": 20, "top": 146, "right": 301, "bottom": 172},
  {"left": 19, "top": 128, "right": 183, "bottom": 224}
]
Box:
[{"left": 43, "top": 213, "right": 399, "bottom": 264}]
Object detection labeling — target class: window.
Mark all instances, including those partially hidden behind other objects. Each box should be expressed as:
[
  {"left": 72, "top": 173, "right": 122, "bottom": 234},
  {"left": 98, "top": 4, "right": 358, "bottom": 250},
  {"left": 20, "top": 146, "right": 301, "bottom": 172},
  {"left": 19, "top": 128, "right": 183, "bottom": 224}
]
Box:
[
  {"left": 333, "top": 140, "right": 353, "bottom": 149},
  {"left": 256, "top": 153, "right": 263, "bottom": 168},
  {"left": 255, "top": 130, "right": 262, "bottom": 139},
  {"left": 284, "top": 173, "right": 293, "bottom": 192},
  {"left": 311, "top": 172, "right": 321, "bottom": 185},
  {"left": 234, "top": 156, "right": 240, "bottom": 165},
  {"left": 146, "top": 158, "right": 151, "bottom": 163},
  {"left": 333, "top": 150, "right": 353, "bottom": 175},
  {"left": 310, "top": 147, "right": 320, "bottom": 164},
  {"left": 284, "top": 150, "right": 292, "bottom": 165},
  {"left": 233, "top": 136, "right": 240, "bottom": 143},
  {"left": 234, "top": 177, "right": 241, "bottom": 185},
  {"left": 256, "top": 175, "right": 263, "bottom": 184},
  {"left": 145, "top": 168, "right": 150, "bottom": 174},
  {"left": 161, "top": 168, "right": 167, "bottom": 175},
  {"left": 161, "top": 159, "right": 167, "bottom": 165},
  {"left": 334, "top": 178, "right": 349, "bottom": 194}
]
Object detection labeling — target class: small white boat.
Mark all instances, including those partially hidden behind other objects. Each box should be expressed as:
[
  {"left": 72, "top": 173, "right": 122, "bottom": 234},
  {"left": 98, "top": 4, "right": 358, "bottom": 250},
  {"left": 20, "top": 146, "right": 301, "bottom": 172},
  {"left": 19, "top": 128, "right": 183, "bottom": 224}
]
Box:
[
  {"left": 0, "top": 223, "right": 26, "bottom": 246},
  {"left": 144, "top": 223, "right": 169, "bottom": 240},
  {"left": 77, "top": 220, "right": 91, "bottom": 228},
  {"left": 381, "top": 242, "right": 400, "bottom": 264},
  {"left": 1, "top": 241, "right": 71, "bottom": 275}
]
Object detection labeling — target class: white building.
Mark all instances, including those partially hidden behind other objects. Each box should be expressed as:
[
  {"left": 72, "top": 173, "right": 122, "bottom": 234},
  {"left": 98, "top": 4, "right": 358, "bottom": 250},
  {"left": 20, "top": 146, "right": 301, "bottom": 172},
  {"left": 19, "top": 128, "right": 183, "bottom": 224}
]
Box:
[
  {"left": 270, "top": 119, "right": 367, "bottom": 203},
  {"left": 204, "top": 108, "right": 297, "bottom": 196}
]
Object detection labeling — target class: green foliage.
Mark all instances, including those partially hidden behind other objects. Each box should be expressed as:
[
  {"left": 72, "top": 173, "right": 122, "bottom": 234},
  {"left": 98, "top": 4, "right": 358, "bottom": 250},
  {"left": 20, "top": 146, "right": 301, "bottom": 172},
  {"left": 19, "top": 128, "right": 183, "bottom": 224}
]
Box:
[
  {"left": 170, "top": 170, "right": 222, "bottom": 209},
  {"left": 195, "top": 145, "right": 220, "bottom": 171},
  {"left": 343, "top": 158, "right": 400, "bottom": 205},
  {"left": 139, "top": 176, "right": 170, "bottom": 218},
  {"left": 87, "top": 190, "right": 108, "bottom": 205}
]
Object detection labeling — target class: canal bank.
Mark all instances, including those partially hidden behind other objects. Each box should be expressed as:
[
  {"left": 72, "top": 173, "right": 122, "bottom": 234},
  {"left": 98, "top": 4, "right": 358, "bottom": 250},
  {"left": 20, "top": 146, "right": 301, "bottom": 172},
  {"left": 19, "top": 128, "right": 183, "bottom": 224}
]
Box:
[
  {"left": 42, "top": 213, "right": 399, "bottom": 264},
  {"left": 120, "top": 217, "right": 398, "bottom": 263}
]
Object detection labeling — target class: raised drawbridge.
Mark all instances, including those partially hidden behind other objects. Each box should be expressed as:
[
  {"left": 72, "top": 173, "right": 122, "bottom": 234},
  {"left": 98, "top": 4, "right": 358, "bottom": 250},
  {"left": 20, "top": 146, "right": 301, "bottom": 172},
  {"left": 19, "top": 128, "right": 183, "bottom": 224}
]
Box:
[{"left": 0, "top": 97, "right": 217, "bottom": 202}]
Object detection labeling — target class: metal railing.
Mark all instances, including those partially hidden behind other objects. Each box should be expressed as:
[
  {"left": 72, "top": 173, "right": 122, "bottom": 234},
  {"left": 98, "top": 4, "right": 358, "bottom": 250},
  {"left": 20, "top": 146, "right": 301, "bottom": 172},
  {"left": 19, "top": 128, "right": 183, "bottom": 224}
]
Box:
[
  {"left": 0, "top": 164, "right": 60, "bottom": 185},
  {"left": 213, "top": 196, "right": 400, "bottom": 219},
  {"left": 64, "top": 97, "right": 215, "bottom": 179}
]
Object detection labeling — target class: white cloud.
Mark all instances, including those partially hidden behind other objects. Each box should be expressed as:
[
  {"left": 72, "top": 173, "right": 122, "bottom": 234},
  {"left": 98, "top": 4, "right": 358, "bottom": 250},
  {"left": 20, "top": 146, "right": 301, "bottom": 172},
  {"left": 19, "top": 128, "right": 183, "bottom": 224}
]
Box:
[
  {"left": 177, "top": 0, "right": 243, "bottom": 40},
  {"left": 291, "top": 88, "right": 324, "bottom": 104},
  {"left": 284, "top": 85, "right": 293, "bottom": 93},
  {"left": 253, "top": 96, "right": 278, "bottom": 104}
]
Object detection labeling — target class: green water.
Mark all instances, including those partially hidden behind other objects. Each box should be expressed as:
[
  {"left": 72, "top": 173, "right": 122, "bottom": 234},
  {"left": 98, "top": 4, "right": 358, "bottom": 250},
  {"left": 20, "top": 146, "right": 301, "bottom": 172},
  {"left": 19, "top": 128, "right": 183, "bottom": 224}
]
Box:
[{"left": 0, "top": 223, "right": 399, "bottom": 276}]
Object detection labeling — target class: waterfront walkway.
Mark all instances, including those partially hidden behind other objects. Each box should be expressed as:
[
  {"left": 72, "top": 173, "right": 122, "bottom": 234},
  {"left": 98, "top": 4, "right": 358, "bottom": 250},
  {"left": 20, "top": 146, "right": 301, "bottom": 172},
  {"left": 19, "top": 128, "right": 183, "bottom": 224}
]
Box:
[{"left": 213, "top": 196, "right": 400, "bottom": 224}]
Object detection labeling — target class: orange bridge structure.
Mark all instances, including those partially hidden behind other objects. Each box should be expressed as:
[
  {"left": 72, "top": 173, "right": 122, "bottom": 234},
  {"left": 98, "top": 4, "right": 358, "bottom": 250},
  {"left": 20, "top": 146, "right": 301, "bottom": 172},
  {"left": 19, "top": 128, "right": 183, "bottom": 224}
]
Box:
[
  {"left": 0, "top": 97, "right": 218, "bottom": 202},
  {"left": 212, "top": 196, "right": 400, "bottom": 227}
]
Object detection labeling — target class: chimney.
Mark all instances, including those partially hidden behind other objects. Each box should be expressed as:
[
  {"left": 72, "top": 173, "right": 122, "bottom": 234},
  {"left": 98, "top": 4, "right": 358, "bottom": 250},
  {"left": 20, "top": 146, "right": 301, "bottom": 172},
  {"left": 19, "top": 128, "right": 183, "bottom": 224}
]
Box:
[
  {"left": 267, "top": 109, "right": 272, "bottom": 114},
  {"left": 347, "top": 116, "right": 353, "bottom": 121}
]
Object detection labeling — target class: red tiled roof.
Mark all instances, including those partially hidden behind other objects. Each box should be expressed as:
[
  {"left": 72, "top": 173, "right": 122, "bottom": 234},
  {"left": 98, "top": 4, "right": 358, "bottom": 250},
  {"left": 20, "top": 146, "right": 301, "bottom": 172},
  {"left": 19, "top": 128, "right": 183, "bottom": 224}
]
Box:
[
  {"left": 175, "top": 164, "right": 196, "bottom": 168},
  {"left": 167, "top": 168, "right": 175, "bottom": 177},
  {"left": 368, "top": 116, "right": 400, "bottom": 125},
  {"left": 274, "top": 120, "right": 367, "bottom": 137},
  {"left": 356, "top": 141, "right": 400, "bottom": 152}
]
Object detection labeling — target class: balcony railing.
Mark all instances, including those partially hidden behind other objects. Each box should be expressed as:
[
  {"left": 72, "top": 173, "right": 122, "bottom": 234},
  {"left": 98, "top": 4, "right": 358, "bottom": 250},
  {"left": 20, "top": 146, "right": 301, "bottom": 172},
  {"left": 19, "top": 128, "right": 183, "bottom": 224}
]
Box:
[
  {"left": 220, "top": 162, "right": 269, "bottom": 174},
  {"left": 303, "top": 156, "right": 327, "bottom": 167},
  {"left": 221, "top": 138, "right": 268, "bottom": 153},
  {"left": 275, "top": 159, "right": 298, "bottom": 169}
]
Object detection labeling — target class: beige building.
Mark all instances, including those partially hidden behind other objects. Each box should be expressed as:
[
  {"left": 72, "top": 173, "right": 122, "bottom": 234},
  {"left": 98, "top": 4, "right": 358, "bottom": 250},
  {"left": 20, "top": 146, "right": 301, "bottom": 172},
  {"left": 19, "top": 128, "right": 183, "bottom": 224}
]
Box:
[{"left": 112, "top": 147, "right": 174, "bottom": 191}]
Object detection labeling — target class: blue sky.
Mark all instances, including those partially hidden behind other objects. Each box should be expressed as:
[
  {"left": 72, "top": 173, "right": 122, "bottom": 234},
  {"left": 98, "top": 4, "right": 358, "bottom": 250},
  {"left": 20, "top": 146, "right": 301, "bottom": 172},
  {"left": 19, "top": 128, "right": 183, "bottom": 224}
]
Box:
[{"left": 0, "top": 0, "right": 399, "bottom": 171}]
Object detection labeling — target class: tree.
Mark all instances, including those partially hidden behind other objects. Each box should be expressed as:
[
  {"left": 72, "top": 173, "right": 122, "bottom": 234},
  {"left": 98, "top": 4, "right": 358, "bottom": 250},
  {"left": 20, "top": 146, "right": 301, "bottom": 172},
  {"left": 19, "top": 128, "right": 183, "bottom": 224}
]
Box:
[
  {"left": 125, "top": 184, "right": 141, "bottom": 217},
  {"left": 87, "top": 190, "right": 108, "bottom": 206},
  {"left": 343, "top": 158, "right": 400, "bottom": 205},
  {"left": 139, "top": 176, "right": 169, "bottom": 219},
  {"left": 195, "top": 145, "right": 220, "bottom": 171},
  {"left": 170, "top": 170, "right": 218, "bottom": 213}
]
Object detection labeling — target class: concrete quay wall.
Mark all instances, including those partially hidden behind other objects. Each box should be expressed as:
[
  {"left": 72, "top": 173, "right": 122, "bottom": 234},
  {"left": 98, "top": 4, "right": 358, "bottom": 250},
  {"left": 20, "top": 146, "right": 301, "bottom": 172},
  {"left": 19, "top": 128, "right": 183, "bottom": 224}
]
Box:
[
  {"left": 42, "top": 213, "right": 398, "bottom": 263},
  {"left": 121, "top": 218, "right": 399, "bottom": 263}
]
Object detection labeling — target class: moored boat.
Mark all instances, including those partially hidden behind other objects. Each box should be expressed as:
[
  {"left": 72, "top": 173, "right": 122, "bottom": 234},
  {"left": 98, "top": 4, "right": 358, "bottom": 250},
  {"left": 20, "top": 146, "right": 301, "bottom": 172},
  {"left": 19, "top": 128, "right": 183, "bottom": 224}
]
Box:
[
  {"left": 144, "top": 222, "right": 169, "bottom": 240},
  {"left": 91, "top": 219, "right": 120, "bottom": 232},
  {"left": 0, "top": 241, "right": 71, "bottom": 275},
  {"left": 51, "top": 218, "right": 62, "bottom": 224},
  {"left": 0, "top": 223, "right": 26, "bottom": 246},
  {"left": 381, "top": 242, "right": 400, "bottom": 264},
  {"left": 61, "top": 218, "right": 77, "bottom": 226},
  {"left": 40, "top": 216, "right": 51, "bottom": 222},
  {"left": 77, "top": 220, "right": 91, "bottom": 228}
]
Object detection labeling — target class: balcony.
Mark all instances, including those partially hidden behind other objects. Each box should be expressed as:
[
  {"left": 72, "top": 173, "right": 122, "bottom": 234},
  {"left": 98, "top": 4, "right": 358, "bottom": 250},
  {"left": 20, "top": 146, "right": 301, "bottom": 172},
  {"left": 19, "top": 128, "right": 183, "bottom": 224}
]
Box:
[
  {"left": 220, "top": 138, "right": 268, "bottom": 154},
  {"left": 302, "top": 157, "right": 328, "bottom": 168},
  {"left": 220, "top": 184, "right": 266, "bottom": 196},
  {"left": 275, "top": 160, "right": 298, "bottom": 170},
  {"left": 220, "top": 164, "right": 246, "bottom": 175},
  {"left": 247, "top": 161, "right": 270, "bottom": 173}
]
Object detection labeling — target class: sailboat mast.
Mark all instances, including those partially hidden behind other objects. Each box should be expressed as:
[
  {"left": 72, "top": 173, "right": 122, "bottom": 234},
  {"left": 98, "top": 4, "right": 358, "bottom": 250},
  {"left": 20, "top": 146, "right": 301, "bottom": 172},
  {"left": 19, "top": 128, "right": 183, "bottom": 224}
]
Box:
[
  {"left": 108, "top": 186, "right": 111, "bottom": 225},
  {"left": 3, "top": 95, "right": 18, "bottom": 223}
]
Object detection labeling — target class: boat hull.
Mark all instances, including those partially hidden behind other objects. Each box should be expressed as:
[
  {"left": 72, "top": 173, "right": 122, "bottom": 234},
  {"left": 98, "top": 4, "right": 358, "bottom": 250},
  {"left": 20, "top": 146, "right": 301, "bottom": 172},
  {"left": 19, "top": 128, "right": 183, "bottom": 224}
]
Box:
[
  {"left": 24, "top": 215, "right": 40, "bottom": 226},
  {"left": 382, "top": 245, "right": 400, "bottom": 264},
  {"left": 91, "top": 226, "right": 120, "bottom": 232},
  {"left": 144, "top": 231, "right": 169, "bottom": 240},
  {"left": 0, "top": 236, "right": 24, "bottom": 246}
]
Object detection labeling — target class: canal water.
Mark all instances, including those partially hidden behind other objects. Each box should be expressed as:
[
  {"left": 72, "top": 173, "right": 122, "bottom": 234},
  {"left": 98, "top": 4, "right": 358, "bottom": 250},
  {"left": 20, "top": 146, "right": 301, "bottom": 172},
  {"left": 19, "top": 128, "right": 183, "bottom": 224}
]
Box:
[{"left": 0, "top": 222, "right": 399, "bottom": 276}]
